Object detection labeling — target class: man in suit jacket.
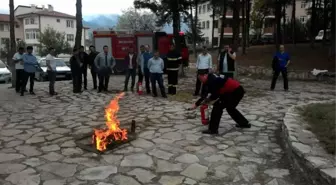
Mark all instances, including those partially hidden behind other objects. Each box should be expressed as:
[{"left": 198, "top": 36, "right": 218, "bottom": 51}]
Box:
[{"left": 124, "top": 48, "right": 137, "bottom": 92}]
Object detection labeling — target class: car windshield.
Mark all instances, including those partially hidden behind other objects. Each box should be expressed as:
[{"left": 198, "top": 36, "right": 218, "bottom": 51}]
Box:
[
  {"left": 40, "top": 59, "right": 67, "bottom": 67},
  {"left": 0, "top": 61, "right": 6, "bottom": 68}
]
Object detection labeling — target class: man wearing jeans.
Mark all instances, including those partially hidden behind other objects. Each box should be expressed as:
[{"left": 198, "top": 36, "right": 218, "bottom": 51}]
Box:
[
  {"left": 88, "top": 46, "right": 99, "bottom": 89},
  {"left": 148, "top": 51, "right": 167, "bottom": 98},
  {"left": 194, "top": 46, "right": 212, "bottom": 96},
  {"left": 271, "top": 45, "right": 290, "bottom": 91},
  {"left": 124, "top": 48, "right": 137, "bottom": 92},
  {"left": 46, "top": 47, "right": 57, "bottom": 96},
  {"left": 94, "top": 45, "right": 115, "bottom": 93},
  {"left": 21, "top": 46, "right": 38, "bottom": 96},
  {"left": 141, "top": 45, "right": 153, "bottom": 94},
  {"left": 12, "top": 47, "right": 25, "bottom": 93}
]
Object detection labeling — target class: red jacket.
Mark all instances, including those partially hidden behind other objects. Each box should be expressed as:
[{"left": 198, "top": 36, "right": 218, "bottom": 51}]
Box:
[{"left": 124, "top": 53, "right": 137, "bottom": 69}]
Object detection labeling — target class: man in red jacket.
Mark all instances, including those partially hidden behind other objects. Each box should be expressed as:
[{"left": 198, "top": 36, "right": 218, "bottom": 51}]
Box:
[
  {"left": 190, "top": 73, "right": 251, "bottom": 134},
  {"left": 124, "top": 48, "right": 137, "bottom": 92}
]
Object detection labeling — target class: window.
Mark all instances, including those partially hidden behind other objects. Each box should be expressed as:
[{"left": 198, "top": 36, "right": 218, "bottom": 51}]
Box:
[
  {"left": 30, "top": 18, "right": 35, "bottom": 24},
  {"left": 206, "top": 21, "right": 210, "bottom": 29},
  {"left": 300, "top": 16, "right": 306, "bottom": 23},
  {"left": 198, "top": 22, "right": 201, "bottom": 28},
  {"left": 207, "top": 4, "right": 211, "bottom": 12},
  {"left": 15, "top": 24, "right": 20, "bottom": 28},
  {"left": 224, "top": 19, "right": 233, "bottom": 27},
  {"left": 57, "top": 19, "right": 60, "bottom": 23},
  {"left": 204, "top": 37, "right": 209, "bottom": 44},
  {"left": 301, "top": 2, "right": 306, "bottom": 8},
  {"left": 25, "top": 19, "right": 29, "bottom": 25},
  {"left": 199, "top": 6, "right": 202, "bottom": 14},
  {"left": 66, "top": 20, "right": 74, "bottom": 28},
  {"left": 202, "top": 21, "right": 205, "bottom": 29},
  {"left": 213, "top": 20, "right": 218, "bottom": 28},
  {"left": 264, "top": 19, "right": 273, "bottom": 27},
  {"left": 202, "top": 5, "right": 206, "bottom": 13},
  {"left": 25, "top": 29, "right": 39, "bottom": 40},
  {"left": 67, "top": 34, "right": 74, "bottom": 41},
  {"left": 0, "top": 24, "right": 9, "bottom": 31}
]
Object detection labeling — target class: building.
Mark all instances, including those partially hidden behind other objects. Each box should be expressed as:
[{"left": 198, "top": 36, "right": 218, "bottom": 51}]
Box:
[
  {"left": 0, "top": 4, "right": 90, "bottom": 55},
  {"left": 286, "top": 0, "right": 312, "bottom": 24},
  {"left": 197, "top": 0, "right": 310, "bottom": 47},
  {"left": 0, "top": 14, "right": 24, "bottom": 50}
]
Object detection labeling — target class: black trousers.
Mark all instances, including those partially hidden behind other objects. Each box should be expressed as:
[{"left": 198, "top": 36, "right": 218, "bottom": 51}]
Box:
[
  {"left": 98, "top": 74, "right": 110, "bottom": 91},
  {"left": 209, "top": 86, "right": 249, "bottom": 132},
  {"left": 21, "top": 71, "right": 35, "bottom": 94},
  {"left": 47, "top": 70, "right": 56, "bottom": 94},
  {"left": 220, "top": 72, "right": 234, "bottom": 79},
  {"left": 271, "top": 68, "right": 288, "bottom": 90},
  {"left": 194, "top": 69, "right": 209, "bottom": 95},
  {"left": 81, "top": 67, "right": 87, "bottom": 89},
  {"left": 15, "top": 69, "right": 24, "bottom": 92},
  {"left": 150, "top": 73, "right": 166, "bottom": 97},
  {"left": 72, "top": 73, "right": 82, "bottom": 93},
  {"left": 138, "top": 66, "right": 143, "bottom": 83},
  {"left": 167, "top": 70, "right": 178, "bottom": 95},
  {"left": 144, "top": 68, "right": 151, "bottom": 93},
  {"left": 91, "top": 69, "right": 97, "bottom": 89},
  {"left": 124, "top": 68, "right": 136, "bottom": 91}
]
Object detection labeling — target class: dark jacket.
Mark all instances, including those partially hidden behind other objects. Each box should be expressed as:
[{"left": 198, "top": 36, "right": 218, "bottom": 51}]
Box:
[
  {"left": 124, "top": 53, "right": 137, "bottom": 69},
  {"left": 166, "top": 50, "right": 182, "bottom": 70},
  {"left": 195, "top": 74, "right": 241, "bottom": 106},
  {"left": 79, "top": 51, "right": 89, "bottom": 69},
  {"left": 88, "top": 51, "right": 99, "bottom": 71},
  {"left": 218, "top": 51, "right": 235, "bottom": 72},
  {"left": 70, "top": 55, "right": 82, "bottom": 75}
]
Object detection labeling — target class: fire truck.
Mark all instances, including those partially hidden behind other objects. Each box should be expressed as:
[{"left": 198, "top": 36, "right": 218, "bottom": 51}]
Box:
[{"left": 92, "top": 30, "right": 189, "bottom": 74}]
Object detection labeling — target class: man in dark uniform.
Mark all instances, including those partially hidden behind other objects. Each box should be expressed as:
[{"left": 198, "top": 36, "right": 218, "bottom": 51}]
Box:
[
  {"left": 79, "top": 46, "right": 89, "bottom": 90},
  {"left": 217, "top": 45, "right": 236, "bottom": 78},
  {"left": 70, "top": 48, "right": 82, "bottom": 93},
  {"left": 88, "top": 45, "right": 99, "bottom": 89},
  {"left": 190, "top": 73, "right": 251, "bottom": 135},
  {"left": 166, "top": 45, "right": 182, "bottom": 95}
]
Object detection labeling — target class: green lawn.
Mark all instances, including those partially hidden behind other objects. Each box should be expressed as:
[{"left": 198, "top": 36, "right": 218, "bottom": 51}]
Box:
[{"left": 300, "top": 102, "right": 335, "bottom": 155}]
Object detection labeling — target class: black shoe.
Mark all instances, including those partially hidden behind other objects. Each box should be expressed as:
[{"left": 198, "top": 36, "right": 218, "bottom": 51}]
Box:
[
  {"left": 162, "top": 95, "right": 168, "bottom": 98},
  {"left": 235, "top": 124, "right": 251, "bottom": 128},
  {"left": 123, "top": 88, "right": 128, "bottom": 92},
  {"left": 284, "top": 89, "right": 289, "bottom": 92},
  {"left": 93, "top": 87, "right": 97, "bottom": 90},
  {"left": 29, "top": 91, "right": 35, "bottom": 95},
  {"left": 270, "top": 88, "right": 274, "bottom": 91},
  {"left": 84, "top": 87, "right": 87, "bottom": 90},
  {"left": 152, "top": 94, "right": 158, "bottom": 97},
  {"left": 193, "top": 93, "right": 199, "bottom": 96},
  {"left": 24, "top": 90, "right": 28, "bottom": 92},
  {"left": 20, "top": 93, "right": 24, "bottom": 96},
  {"left": 202, "top": 130, "right": 218, "bottom": 135}
]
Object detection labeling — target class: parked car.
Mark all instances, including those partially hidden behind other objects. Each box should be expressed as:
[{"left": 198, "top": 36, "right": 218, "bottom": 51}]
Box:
[
  {"left": 0, "top": 60, "right": 11, "bottom": 83},
  {"left": 35, "top": 58, "right": 72, "bottom": 81}
]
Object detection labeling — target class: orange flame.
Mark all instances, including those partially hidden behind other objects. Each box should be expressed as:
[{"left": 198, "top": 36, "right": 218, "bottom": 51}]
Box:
[{"left": 92, "top": 92, "right": 128, "bottom": 151}]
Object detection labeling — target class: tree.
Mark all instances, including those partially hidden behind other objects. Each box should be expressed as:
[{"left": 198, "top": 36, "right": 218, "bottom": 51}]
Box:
[
  {"left": 218, "top": 0, "right": 228, "bottom": 54},
  {"left": 115, "top": 8, "right": 157, "bottom": 31},
  {"left": 134, "top": 0, "right": 192, "bottom": 52},
  {"left": 210, "top": 0, "right": 222, "bottom": 49},
  {"left": 242, "top": 0, "right": 246, "bottom": 54},
  {"left": 291, "top": 0, "right": 296, "bottom": 44},
  {"left": 285, "top": 18, "right": 308, "bottom": 42},
  {"left": 310, "top": 0, "right": 316, "bottom": 48},
  {"left": 232, "top": 0, "right": 241, "bottom": 51},
  {"left": 193, "top": 0, "right": 199, "bottom": 58},
  {"left": 0, "top": 39, "right": 26, "bottom": 59},
  {"left": 185, "top": 18, "right": 204, "bottom": 43},
  {"left": 9, "top": 0, "right": 16, "bottom": 88},
  {"left": 38, "top": 27, "right": 72, "bottom": 56},
  {"left": 250, "top": 0, "right": 272, "bottom": 42},
  {"left": 275, "top": 0, "right": 282, "bottom": 50},
  {"left": 74, "top": 0, "right": 83, "bottom": 50},
  {"left": 246, "top": 0, "right": 251, "bottom": 47},
  {"left": 282, "top": 1, "right": 286, "bottom": 44}
]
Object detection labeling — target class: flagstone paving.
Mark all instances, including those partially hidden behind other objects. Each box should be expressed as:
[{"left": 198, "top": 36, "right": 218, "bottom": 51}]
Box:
[{"left": 0, "top": 73, "right": 335, "bottom": 185}]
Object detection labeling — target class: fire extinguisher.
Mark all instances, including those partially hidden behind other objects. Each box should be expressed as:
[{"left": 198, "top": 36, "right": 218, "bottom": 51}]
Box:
[
  {"left": 137, "top": 82, "right": 143, "bottom": 95},
  {"left": 200, "top": 104, "right": 210, "bottom": 125}
]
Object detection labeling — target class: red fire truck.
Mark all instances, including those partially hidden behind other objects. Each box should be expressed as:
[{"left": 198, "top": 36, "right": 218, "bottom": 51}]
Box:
[{"left": 92, "top": 30, "right": 189, "bottom": 74}]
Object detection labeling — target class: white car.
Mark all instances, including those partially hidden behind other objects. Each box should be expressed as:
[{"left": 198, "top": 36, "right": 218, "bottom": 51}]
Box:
[
  {"left": 0, "top": 60, "right": 11, "bottom": 83},
  {"left": 35, "top": 58, "right": 72, "bottom": 81}
]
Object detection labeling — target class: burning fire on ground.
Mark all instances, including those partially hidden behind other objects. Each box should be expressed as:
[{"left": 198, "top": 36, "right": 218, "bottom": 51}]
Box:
[{"left": 92, "top": 92, "right": 127, "bottom": 151}]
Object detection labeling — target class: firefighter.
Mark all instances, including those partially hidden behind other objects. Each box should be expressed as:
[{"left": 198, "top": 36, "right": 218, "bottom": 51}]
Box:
[
  {"left": 190, "top": 73, "right": 251, "bottom": 135},
  {"left": 166, "top": 45, "right": 182, "bottom": 95}
]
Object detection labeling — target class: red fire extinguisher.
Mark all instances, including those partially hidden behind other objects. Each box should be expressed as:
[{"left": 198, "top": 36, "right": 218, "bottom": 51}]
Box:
[
  {"left": 137, "top": 82, "right": 143, "bottom": 95},
  {"left": 200, "top": 104, "right": 210, "bottom": 125}
]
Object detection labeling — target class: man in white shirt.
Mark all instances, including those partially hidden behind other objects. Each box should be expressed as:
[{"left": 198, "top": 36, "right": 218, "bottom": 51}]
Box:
[
  {"left": 46, "top": 47, "right": 58, "bottom": 96},
  {"left": 12, "top": 47, "right": 25, "bottom": 93},
  {"left": 217, "top": 45, "right": 236, "bottom": 78},
  {"left": 194, "top": 46, "right": 212, "bottom": 96},
  {"left": 124, "top": 48, "right": 137, "bottom": 92}
]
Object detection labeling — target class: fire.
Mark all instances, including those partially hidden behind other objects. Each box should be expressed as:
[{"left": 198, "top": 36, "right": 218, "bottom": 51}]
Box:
[{"left": 92, "top": 92, "right": 128, "bottom": 151}]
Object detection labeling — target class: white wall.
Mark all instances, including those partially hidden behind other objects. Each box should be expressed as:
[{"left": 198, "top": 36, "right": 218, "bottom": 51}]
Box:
[{"left": 197, "top": 1, "right": 219, "bottom": 46}]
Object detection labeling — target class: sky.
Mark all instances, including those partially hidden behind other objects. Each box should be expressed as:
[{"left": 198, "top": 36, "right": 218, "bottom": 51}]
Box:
[{"left": 0, "top": 0, "right": 134, "bottom": 15}]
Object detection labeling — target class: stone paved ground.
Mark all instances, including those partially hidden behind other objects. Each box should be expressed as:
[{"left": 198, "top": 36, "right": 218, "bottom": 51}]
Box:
[{"left": 0, "top": 72, "right": 335, "bottom": 185}]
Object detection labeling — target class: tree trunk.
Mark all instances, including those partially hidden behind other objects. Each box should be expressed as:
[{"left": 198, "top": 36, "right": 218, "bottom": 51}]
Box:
[
  {"left": 75, "top": 0, "right": 83, "bottom": 50},
  {"left": 282, "top": 3, "right": 286, "bottom": 44},
  {"left": 9, "top": 0, "right": 16, "bottom": 88},
  {"left": 172, "top": 2, "right": 181, "bottom": 52},
  {"left": 242, "top": 0, "right": 246, "bottom": 54},
  {"left": 291, "top": 0, "right": 296, "bottom": 45},
  {"left": 330, "top": 0, "right": 335, "bottom": 57},
  {"left": 322, "top": 0, "right": 328, "bottom": 45},
  {"left": 190, "top": 1, "right": 197, "bottom": 59},
  {"left": 232, "top": 0, "right": 241, "bottom": 51},
  {"left": 275, "top": 0, "right": 282, "bottom": 50},
  {"left": 246, "top": 0, "right": 251, "bottom": 47},
  {"left": 310, "top": 0, "right": 316, "bottom": 48},
  {"left": 211, "top": 6, "right": 215, "bottom": 49},
  {"left": 194, "top": 0, "right": 199, "bottom": 59},
  {"left": 218, "top": 0, "right": 228, "bottom": 54}
]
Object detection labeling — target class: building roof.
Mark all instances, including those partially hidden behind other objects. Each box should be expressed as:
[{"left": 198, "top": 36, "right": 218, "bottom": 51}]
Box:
[
  {"left": 14, "top": 5, "right": 43, "bottom": 12},
  {"left": 17, "top": 10, "right": 76, "bottom": 19},
  {"left": 0, "top": 14, "right": 10, "bottom": 22}
]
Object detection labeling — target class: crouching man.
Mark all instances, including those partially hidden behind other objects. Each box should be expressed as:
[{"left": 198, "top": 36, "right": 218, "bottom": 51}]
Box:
[{"left": 190, "top": 74, "right": 251, "bottom": 135}]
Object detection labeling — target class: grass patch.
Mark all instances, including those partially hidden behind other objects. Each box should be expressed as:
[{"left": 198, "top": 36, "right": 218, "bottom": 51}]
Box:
[
  {"left": 299, "top": 102, "right": 335, "bottom": 155},
  {"left": 168, "top": 91, "right": 195, "bottom": 103}
]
